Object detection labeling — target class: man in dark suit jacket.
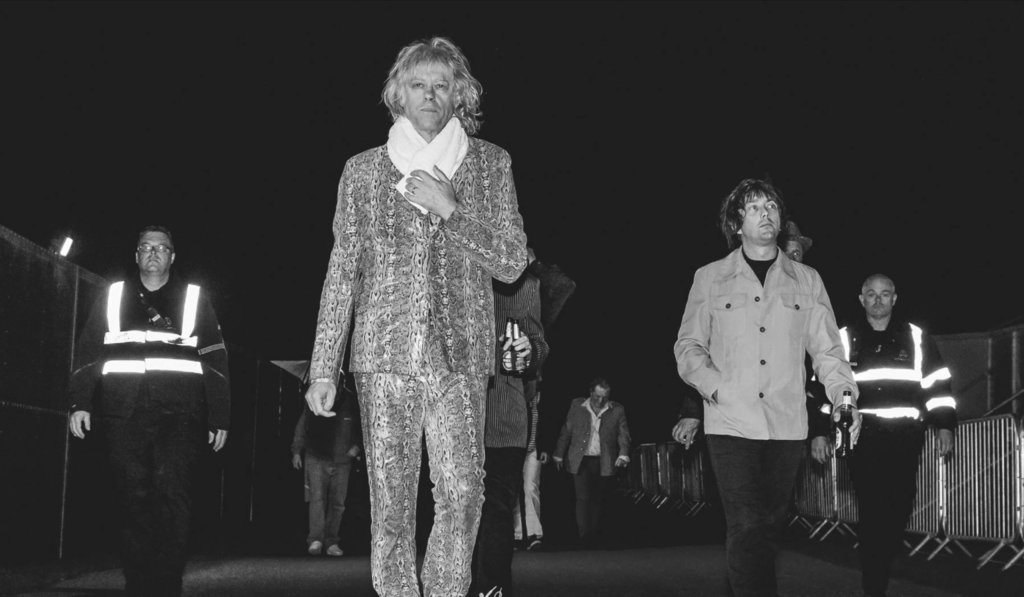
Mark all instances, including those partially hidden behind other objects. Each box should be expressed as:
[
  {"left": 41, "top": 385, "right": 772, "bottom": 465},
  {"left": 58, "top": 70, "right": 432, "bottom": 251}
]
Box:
[{"left": 553, "top": 377, "right": 631, "bottom": 544}]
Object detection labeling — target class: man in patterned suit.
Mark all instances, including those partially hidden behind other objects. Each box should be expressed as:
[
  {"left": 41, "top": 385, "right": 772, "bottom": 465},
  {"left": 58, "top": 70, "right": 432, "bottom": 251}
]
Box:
[{"left": 305, "top": 37, "right": 527, "bottom": 597}]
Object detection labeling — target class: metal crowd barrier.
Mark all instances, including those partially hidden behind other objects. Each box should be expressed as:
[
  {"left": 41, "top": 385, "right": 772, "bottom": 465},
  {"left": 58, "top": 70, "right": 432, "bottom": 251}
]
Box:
[
  {"left": 625, "top": 445, "right": 644, "bottom": 500},
  {"left": 625, "top": 441, "right": 713, "bottom": 516},
  {"left": 792, "top": 454, "right": 833, "bottom": 536},
  {"left": 790, "top": 415, "right": 1024, "bottom": 571},
  {"left": 906, "top": 427, "right": 946, "bottom": 556},
  {"left": 638, "top": 443, "right": 659, "bottom": 506},
  {"left": 680, "top": 445, "right": 712, "bottom": 516},
  {"left": 626, "top": 415, "right": 1024, "bottom": 571},
  {"left": 941, "top": 414, "right": 1023, "bottom": 569},
  {"left": 656, "top": 443, "right": 683, "bottom": 509}
]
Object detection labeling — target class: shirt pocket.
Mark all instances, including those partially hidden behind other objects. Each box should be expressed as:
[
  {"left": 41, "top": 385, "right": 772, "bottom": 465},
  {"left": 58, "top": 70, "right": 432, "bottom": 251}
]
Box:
[
  {"left": 712, "top": 293, "right": 748, "bottom": 339},
  {"left": 780, "top": 293, "right": 812, "bottom": 337}
]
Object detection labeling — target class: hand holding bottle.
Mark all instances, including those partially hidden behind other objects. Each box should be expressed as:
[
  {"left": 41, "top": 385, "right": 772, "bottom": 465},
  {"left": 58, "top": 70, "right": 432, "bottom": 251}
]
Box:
[
  {"left": 833, "top": 391, "right": 861, "bottom": 457},
  {"left": 500, "top": 318, "right": 531, "bottom": 372}
]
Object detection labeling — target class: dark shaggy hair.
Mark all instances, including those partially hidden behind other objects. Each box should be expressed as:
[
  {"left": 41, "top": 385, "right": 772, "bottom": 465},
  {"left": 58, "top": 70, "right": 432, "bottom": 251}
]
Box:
[{"left": 718, "top": 179, "right": 787, "bottom": 250}]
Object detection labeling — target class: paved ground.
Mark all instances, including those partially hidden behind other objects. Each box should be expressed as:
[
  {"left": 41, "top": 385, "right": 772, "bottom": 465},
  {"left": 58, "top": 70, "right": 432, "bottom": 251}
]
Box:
[
  {"left": 11, "top": 545, "right": 966, "bottom": 597},
  {"left": 7, "top": 485, "right": 1023, "bottom": 596}
]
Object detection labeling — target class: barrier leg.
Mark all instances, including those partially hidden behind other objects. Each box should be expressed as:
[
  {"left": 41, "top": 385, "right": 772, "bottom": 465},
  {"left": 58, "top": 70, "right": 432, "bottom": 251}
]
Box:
[
  {"left": 952, "top": 540, "right": 973, "bottom": 558},
  {"left": 818, "top": 520, "right": 842, "bottom": 541},
  {"left": 976, "top": 540, "right": 1010, "bottom": 570},
  {"left": 927, "top": 537, "right": 951, "bottom": 560},
  {"left": 808, "top": 519, "right": 830, "bottom": 539},
  {"left": 908, "top": 534, "right": 934, "bottom": 556},
  {"left": 1000, "top": 545, "right": 1024, "bottom": 571}
]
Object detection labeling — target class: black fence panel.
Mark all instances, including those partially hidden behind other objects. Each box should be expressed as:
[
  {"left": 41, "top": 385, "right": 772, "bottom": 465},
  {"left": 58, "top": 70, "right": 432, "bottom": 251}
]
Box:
[
  {"left": 1, "top": 225, "right": 107, "bottom": 569},
  {"left": 0, "top": 405, "right": 69, "bottom": 566}
]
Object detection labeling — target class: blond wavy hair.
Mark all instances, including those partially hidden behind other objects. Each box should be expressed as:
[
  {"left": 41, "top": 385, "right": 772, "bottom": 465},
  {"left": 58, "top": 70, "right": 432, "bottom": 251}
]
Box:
[{"left": 382, "top": 37, "right": 483, "bottom": 135}]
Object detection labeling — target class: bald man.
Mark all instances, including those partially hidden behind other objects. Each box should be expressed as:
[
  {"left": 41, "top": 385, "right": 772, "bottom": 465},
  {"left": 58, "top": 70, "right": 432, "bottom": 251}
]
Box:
[{"left": 830, "top": 274, "right": 957, "bottom": 597}]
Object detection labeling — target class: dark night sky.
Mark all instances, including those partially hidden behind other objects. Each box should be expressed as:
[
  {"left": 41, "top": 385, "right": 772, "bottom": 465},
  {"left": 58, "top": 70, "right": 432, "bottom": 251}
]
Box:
[{"left": 3, "top": 1, "right": 1022, "bottom": 442}]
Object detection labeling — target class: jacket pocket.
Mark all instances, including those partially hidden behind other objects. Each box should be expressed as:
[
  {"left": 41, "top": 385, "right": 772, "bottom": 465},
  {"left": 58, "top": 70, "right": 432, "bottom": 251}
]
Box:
[
  {"left": 780, "top": 294, "right": 812, "bottom": 336},
  {"left": 712, "top": 293, "right": 748, "bottom": 339}
]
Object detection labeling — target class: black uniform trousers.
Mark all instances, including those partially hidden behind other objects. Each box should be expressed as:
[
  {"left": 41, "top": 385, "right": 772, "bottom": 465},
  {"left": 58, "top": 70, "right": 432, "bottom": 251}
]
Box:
[
  {"left": 848, "top": 417, "right": 926, "bottom": 596},
  {"left": 104, "top": 406, "right": 206, "bottom": 597},
  {"left": 471, "top": 446, "right": 528, "bottom": 597}
]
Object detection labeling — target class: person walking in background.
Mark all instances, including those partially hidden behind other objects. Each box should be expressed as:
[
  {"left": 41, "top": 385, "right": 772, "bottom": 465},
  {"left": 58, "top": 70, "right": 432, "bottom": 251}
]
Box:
[
  {"left": 292, "top": 379, "right": 362, "bottom": 557},
  {"left": 513, "top": 387, "right": 548, "bottom": 552},
  {"left": 553, "top": 378, "right": 631, "bottom": 548},
  {"left": 303, "top": 36, "right": 527, "bottom": 597},
  {"left": 68, "top": 225, "right": 230, "bottom": 597}
]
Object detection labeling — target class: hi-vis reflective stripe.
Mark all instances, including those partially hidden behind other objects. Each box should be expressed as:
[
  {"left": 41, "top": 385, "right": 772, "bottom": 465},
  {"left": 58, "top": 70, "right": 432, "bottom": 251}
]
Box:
[
  {"left": 921, "top": 367, "right": 952, "bottom": 389},
  {"left": 855, "top": 368, "right": 922, "bottom": 383},
  {"left": 104, "top": 330, "right": 198, "bottom": 347},
  {"left": 926, "top": 397, "right": 956, "bottom": 410},
  {"left": 102, "top": 360, "right": 146, "bottom": 374},
  {"left": 860, "top": 407, "right": 921, "bottom": 419},
  {"left": 107, "top": 282, "right": 125, "bottom": 333},
  {"left": 102, "top": 359, "right": 203, "bottom": 375},
  {"left": 181, "top": 285, "right": 200, "bottom": 339},
  {"left": 910, "top": 324, "right": 924, "bottom": 382},
  {"left": 843, "top": 324, "right": 946, "bottom": 389},
  {"left": 105, "top": 282, "right": 201, "bottom": 343}
]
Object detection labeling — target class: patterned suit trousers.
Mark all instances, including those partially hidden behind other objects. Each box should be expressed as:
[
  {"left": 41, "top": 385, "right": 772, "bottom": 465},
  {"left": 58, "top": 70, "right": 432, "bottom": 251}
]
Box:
[{"left": 356, "top": 369, "right": 487, "bottom": 597}]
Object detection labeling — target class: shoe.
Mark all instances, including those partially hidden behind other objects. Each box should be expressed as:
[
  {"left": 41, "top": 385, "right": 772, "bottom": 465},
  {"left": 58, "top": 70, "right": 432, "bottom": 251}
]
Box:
[
  {"left": 527, "top": 536, "right": 543, "bottom": 551},
  {"left": 326, "top": 544, "right": 344, "bottom": 556},
  {"left": 308, "top": 540, "right": 323, "bottom": 555}
]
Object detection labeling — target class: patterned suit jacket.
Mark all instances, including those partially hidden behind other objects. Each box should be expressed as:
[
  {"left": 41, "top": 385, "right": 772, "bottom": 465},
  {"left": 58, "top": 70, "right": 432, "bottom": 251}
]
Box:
[{"left": 310, "top": 137, "right": 528, "bottom": 382}]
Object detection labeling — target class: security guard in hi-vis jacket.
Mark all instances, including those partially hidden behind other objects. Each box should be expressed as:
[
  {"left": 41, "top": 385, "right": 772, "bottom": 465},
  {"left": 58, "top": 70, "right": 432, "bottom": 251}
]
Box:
[
  {"left": 69, "top": 225, "right": 229, "bottom": 597},
  {"left": 831, "top": 273, "right": 956, "bottom": 597}
]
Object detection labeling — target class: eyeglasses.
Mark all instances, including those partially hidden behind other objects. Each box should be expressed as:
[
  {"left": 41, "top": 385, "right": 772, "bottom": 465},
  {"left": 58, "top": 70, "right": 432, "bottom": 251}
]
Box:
[{"left": 138, "top": 244, "right": 173, "bottom": 255}]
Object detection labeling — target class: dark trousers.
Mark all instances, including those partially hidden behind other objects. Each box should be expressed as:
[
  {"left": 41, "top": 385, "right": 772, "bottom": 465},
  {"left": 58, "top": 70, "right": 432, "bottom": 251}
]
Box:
[
  {"left": 573, "top": 455, "right": 614, "bottom": 541},
  {"left": 105, "top": 409, "right": 205, "bottom": 597},
  {"left": 305, "top": 454, "right": 352, "bottom": 546},
  {"left": 849, "top": 419, "right": 925, "bottom": 595},
  {"left": 471, "top": 447, "right": 527, "bottom": 597},
  {"left": 706, "top": 435, "right": 804, "bottom": 597}
]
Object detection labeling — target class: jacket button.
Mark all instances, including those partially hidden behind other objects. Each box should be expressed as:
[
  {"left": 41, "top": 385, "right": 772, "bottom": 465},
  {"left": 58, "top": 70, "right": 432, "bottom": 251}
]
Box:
[
  {"left": 759, "top": 392, "right": 764, "bottom": 398},
  {"left": 755, "top": 297, "right": 761, "bottom": 302},
  {"left": 725, "top": 303, "right": 731, "bottom": 309},
  {"left": 760, "top": 327, "right": 766, "bottom": 333},
  {"left": 760, "top": 359, "right": 766, "bottom": 365},
  {"left": 795, "top": 304, "right": 801, "bottom": 310}
]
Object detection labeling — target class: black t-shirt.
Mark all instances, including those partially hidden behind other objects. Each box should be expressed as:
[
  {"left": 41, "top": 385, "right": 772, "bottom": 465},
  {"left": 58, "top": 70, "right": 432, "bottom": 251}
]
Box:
[{"left": 742, "top": 250, "right": 776, "bottom": 286}]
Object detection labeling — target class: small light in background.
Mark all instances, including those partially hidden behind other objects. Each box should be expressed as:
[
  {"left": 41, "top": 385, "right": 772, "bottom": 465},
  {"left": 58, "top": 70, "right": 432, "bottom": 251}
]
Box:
[{"left": 59, "top": 237, "right": 73, "bottom": 257}]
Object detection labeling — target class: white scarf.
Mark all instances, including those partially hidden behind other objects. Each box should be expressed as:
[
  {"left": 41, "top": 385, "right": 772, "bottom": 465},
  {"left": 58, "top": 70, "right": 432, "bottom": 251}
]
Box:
[{"left": 386, "top": 116, "right": 469, "bottom": 213}]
